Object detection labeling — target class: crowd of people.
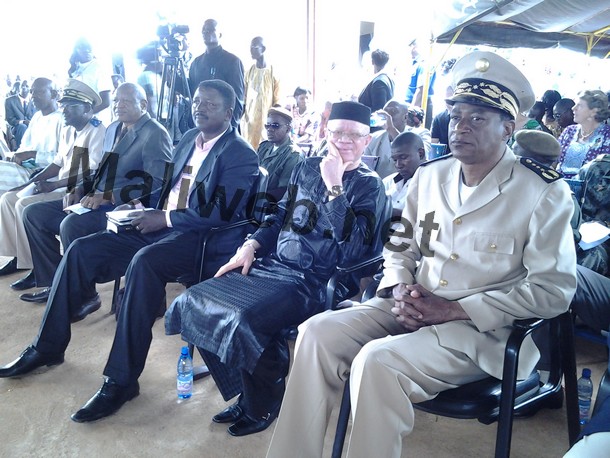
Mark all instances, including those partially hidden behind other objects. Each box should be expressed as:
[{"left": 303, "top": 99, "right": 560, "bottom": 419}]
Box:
[{"left": 0, "top": 16, "right": 610, "bottom": 458}]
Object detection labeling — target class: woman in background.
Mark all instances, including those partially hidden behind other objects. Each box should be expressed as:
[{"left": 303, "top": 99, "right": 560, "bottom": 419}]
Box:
[{"left": 556, "top": 90, "right": 610, "bottom": 178}]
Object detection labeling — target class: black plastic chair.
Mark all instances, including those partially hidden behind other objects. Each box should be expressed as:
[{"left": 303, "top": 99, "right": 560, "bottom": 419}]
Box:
[{"left": 331, "top": 311, "right": 580, "bottom": 458}]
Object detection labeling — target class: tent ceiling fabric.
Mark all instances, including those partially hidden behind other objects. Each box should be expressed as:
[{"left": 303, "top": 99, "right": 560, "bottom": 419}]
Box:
[{"left": 434, "top": 0, "right": 610, "bottom": 58}]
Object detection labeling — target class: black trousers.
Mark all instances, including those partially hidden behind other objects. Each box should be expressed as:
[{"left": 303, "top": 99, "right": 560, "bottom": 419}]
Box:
[
  {"left": 33, "top": 229, "right": 203, "bottom": 386},
  {"left": 240, "top": 336, "right": 290, "bottom": 419},
  {"left": 22, "top": 199, "right": 110, "bottom": 287}
]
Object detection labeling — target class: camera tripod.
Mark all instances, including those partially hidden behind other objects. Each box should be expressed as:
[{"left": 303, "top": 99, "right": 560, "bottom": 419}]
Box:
[{"left": 156, "top": 54, "right": 191, "bottom": 141}]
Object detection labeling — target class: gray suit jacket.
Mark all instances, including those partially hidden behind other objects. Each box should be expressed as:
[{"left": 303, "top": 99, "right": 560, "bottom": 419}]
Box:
[{"left": 92, "top": 113, "right": 172, "bottom": 207}]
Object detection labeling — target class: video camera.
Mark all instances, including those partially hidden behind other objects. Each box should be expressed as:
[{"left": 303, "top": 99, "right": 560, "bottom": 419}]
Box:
[{"left": 157, "top": 23, "right": 190, "bottom": 57}]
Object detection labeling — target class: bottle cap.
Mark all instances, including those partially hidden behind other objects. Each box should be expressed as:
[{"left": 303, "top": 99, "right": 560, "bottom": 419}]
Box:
[
  {"left": 582, "top": 368, "right": 591, "bottom": 378},
  {"left": 181, "top": 346, "right": 189, "bottom": 355}
]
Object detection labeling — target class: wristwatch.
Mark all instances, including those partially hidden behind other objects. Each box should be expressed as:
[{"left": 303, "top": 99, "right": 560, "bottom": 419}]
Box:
[{"left": 328, "top": 185, "right": 344, "bottom": 197}]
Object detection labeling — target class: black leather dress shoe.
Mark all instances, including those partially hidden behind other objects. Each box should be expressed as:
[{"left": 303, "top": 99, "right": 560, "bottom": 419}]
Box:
[
  {"left": 213, "top": 402, "right": 244, "bottom": 424},
  {"left": 10, "top": 271, "right": 36, "bottom": 291},
  {"left": 20, "top": 287, "right": 50, "bottom": 303},
  {"left": 0, "top": 346, "right": 64, "bottom": 378},
  {"left": 0, "top": 257, "right": 18, "bottom": 276},
  {"left": 71, "top": 379, "right": 140, "bottom": 423},
  {"left": 71, "top": 294, "right": 102, "bottom": 323},
  {"left": 227, "top": 410, "right": 279, "bottom": 437}
]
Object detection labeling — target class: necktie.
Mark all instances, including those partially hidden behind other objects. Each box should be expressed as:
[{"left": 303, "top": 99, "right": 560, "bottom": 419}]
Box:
[
  {"left": 114, "top": 125, "right": 128, "bottom": 147},
  {"left": 23, "top": 100, "right": 27, "bottom": 113}
]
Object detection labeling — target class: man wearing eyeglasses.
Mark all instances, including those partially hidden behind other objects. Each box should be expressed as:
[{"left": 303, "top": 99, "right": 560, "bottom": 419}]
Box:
[
  {"left": 268, "top": 51, "right": 576, "bottom": 458},
  {"left": 256, "top": 107, "right": 304, "bottom": 200},
  {"left": 165, "top": 101, "right": 389, "bottom": 437}
]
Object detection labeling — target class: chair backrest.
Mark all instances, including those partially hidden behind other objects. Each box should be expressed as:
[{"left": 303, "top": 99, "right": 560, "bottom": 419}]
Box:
[
  {"left": 361, "top": 155, "right": 379, "bottom": 171},
  {"left": 244, "top": 166, "right": 270, "bottom": 224}
]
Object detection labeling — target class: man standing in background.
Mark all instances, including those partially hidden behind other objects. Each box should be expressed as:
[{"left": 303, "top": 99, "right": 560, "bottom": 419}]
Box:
[
  {"left": 188, "top": 19, "right": 244, "bottom": 128},
  {"left": 405, "top": 39, "right": 435, "bottom": 129},
  {"left": 240, "top": 37, "right": 280, "bottom": 149}
]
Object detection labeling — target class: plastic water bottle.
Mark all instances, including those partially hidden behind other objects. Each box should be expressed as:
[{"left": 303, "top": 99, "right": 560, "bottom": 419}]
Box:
[
  {"left": 177, "top": 346, "right": 193, "bottom": 399},
  {"left": 577, "top": 368, "right": 593, "bottom": 424}
]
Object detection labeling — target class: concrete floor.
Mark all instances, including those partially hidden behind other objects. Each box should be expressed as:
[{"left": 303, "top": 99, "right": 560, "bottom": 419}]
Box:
[{"left": 0, "top": 256, "right": 607, "bottom": 458}]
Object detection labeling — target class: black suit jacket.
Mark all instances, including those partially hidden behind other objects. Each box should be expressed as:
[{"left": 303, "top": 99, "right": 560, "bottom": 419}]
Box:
[
  {"left": 159, "top": 126, "right": 259, "bottom": 277},
  {"left": 357, "top": 73, "right": 395, "bottom": 112},
  {"left": 5, "top": 95, "right": 36, "bottom": 127}
]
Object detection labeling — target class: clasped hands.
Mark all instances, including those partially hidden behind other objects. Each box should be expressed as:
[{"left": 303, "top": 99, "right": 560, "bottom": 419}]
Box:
[{"left": 391, "top": 283, "right": 468, "bottom": 332}]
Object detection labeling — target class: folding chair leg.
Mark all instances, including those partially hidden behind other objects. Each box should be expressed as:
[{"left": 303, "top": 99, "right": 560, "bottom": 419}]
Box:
[
  {"left": 332, "top": 381, "right": 351, "bottom": 458},
  {"left": 110, "top": 278, "right": 121, "bottom": 314},
  {"left": 559, "top": 312, "right": 580, "bottom": 445},
  {"left": 188, "top": 343, "right": 210, "bottom": 381}
]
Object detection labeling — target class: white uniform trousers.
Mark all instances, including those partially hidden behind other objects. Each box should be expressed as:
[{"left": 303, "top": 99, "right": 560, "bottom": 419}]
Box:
[
  {"left": 0, "top": 189, "right": 63, "bottom": 269},
  {"left": 267, "top": 297, "right": 489, "bottom": 458}
]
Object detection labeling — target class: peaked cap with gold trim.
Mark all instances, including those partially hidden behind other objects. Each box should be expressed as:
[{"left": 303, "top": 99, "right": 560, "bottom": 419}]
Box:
[
  {"left": 447, "top": 51, "right": 535, "bottom": 119},
  {"left": 59, "top": 78, "right": 102, "bottom": 107}
]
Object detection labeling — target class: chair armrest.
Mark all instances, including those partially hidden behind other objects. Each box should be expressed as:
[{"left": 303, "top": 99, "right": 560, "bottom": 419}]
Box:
[
  {"left": 335, "top": 254, "right": 384, "bottom": 275},
  {"left": 197, "top": 218, "right": 260, "bottom": 282},
  {"left": 325, "top": 254, "right": 384, "bottom": 310}
]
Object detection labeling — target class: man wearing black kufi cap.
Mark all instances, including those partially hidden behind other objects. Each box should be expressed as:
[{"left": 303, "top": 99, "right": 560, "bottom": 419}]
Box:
[
  {"left": 268, "top": 52, "right": 577, "bottom": 457},
  {"left": 164, "top": 101, "right": 389, "bottom": 437}
]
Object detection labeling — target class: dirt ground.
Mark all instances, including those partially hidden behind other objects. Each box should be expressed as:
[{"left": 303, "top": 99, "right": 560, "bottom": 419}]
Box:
[{"left": 0, "top": 256, "right": 607, "bottom": 457}]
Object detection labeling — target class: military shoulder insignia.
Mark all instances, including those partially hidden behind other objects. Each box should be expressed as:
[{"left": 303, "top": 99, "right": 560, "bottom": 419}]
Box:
[
  {"left": 520, "top": 157, "right": 561, "bottom": 183},
  {"left": 89, "top": 117, "right": 102, "bottom": 127},
  {"left": 421, "top": 153, "right": 453, "bottom": 167}
]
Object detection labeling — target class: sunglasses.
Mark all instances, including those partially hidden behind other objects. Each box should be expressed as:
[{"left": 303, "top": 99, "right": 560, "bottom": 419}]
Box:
[{"left": 264, "top": 122, "right": 289, "bottom": 130}]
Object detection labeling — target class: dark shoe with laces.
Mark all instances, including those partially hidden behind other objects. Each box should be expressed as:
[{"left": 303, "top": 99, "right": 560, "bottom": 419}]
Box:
[
  {"left": 71, "top": 378, "right": 140, "bottom": 423},
  {"left": 10, "top": 271, "right": 36, "bottom": 291},
  {"left": 213, "top": 402, "right": 244, "bottom": 424},
  {"left": 0, "top": 346, "right": 64, "bottom": 378}
]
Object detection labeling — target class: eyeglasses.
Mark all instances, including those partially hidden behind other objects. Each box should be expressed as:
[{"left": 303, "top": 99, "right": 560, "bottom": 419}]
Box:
[
  {"left": 193, "top": 100, "right": 221, "bottom": 110},
  {"left": 264, "top": 122, "right": 289, "bottom": 130},
  {"left": 327, "top": 129, "right": 368, "bottom": 142}
]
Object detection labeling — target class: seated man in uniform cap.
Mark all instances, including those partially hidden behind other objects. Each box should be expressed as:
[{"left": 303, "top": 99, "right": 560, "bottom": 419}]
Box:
[
  {"left": 165, "top": 101, "right": 389, "bottom": 437},
  {"left": 0, "top": 79, "right": 106, "bottom": 286},
  {"left": 256, "top": 106, "right": 305, "bottom": 201},
  {"left": 267, "top": 51, "right": 577, "bottom": 458},
  {"left": 12, "top": 82, "right": 172, "bottom": 301}
]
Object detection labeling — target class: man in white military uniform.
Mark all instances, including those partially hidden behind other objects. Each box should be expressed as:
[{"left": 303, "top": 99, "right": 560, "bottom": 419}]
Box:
[{"left": 267, "top": 51, "right": 577, "bottom": 458}]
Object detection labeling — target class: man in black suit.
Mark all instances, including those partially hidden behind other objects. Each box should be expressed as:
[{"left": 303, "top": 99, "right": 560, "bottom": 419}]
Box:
[
  {"left": 13, "top": 83, "right": 172, "bottom": 301},
  {"left": 357, "top": 49, "right": 394, "bottom": 113},
  {"left": 188, "top": 19, "right": 244, "bottom": 128},
  {"left": 5, "top": 81, "right": 36, "bottom": 149},
  {"left": 0, "top": 80, "right": 259, "bottom": 425}
]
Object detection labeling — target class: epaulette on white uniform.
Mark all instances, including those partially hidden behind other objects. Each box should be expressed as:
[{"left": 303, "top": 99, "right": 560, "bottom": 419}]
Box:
[{"left": 519, "top": 157, "right": 561, "bottom": 183}]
